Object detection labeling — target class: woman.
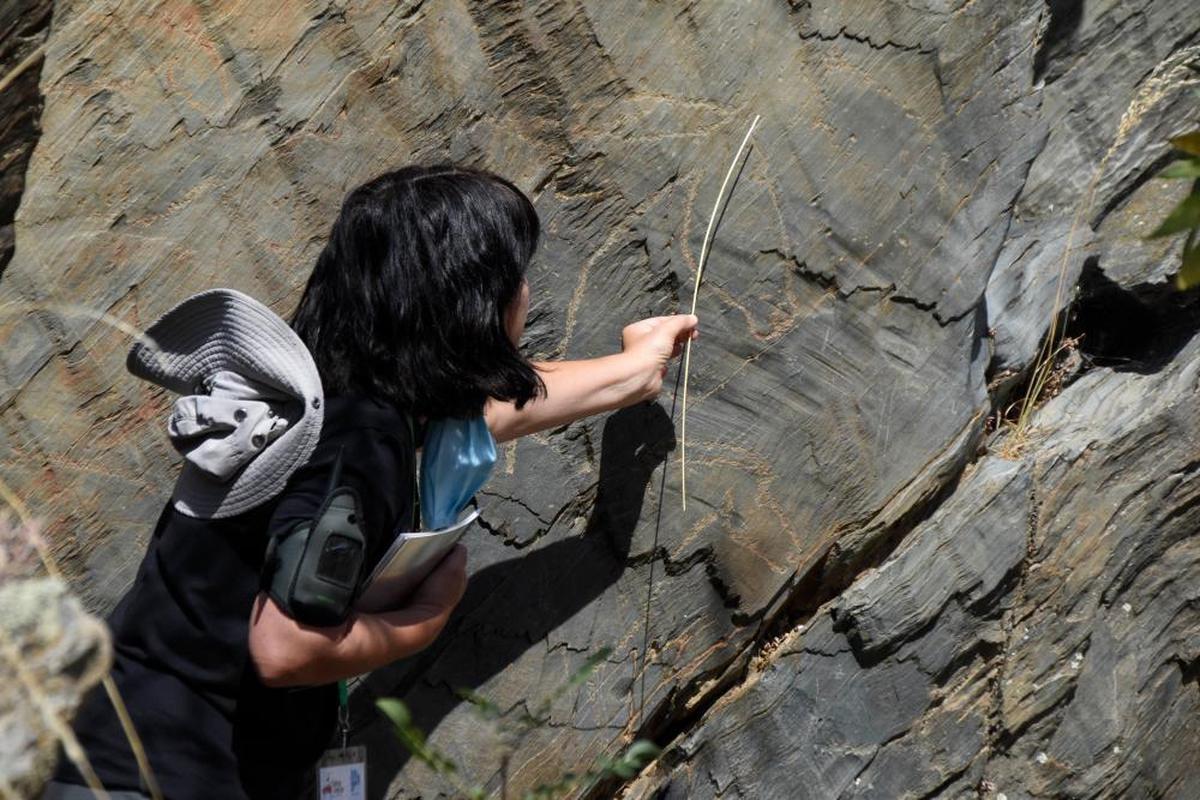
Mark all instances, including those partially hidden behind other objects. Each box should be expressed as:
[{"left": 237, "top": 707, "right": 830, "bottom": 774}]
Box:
[{"left": 47, "top": 164, "right": 698, "bottom": 798}]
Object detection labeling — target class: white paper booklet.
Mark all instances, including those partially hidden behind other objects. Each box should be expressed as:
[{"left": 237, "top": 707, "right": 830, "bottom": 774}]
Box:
[{"left": 354, "top": 507, "right": 479, "bottom": 613}]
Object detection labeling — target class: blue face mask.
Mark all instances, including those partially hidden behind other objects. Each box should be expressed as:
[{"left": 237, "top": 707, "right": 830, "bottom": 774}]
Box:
[{"left": 419, "top": 415, "right": 497, "bottom": 529}]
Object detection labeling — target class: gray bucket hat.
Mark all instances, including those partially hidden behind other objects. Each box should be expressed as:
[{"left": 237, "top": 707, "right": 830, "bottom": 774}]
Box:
[{"left": 126, "top": 288, "right": 324, "bottom": 519}]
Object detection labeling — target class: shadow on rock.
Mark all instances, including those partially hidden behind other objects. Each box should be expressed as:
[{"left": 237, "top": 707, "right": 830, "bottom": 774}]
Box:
[
  {"left": 351, "top": 402, "right": 676, "bottom": 798},
  {"left": 1069, "top": 258, "right": 1200, "bottom": 374}
]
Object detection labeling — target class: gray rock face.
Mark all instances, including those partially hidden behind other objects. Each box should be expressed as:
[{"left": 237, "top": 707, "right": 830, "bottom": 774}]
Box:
[
  {"left": 1, "top": 0, "right": 1199, "bottom": 798},
  {"left": 628, "top": 331, "right": 1200, "bottom": 800},
  {"left": 625, "top": 458, "right": 1029, "bottom": 799},
  {"left": 0, "top": 577, "right": 111, "bottom": 797}
]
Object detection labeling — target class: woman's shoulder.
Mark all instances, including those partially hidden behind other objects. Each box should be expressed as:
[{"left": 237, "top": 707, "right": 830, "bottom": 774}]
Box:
[
  {"left": 271, "top": 392, "right": 418, "bottom": 554},
  {"left": 302, "top": 394, "right": 415, "bottom": 487},
  {"left": 321, "top": 392, "right": 413, "bottom": 440}
]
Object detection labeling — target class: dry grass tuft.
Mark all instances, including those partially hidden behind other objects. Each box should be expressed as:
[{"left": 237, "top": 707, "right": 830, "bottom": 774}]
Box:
[{"left": 992, "top": 334, "right": 1083, "bottom": 458}]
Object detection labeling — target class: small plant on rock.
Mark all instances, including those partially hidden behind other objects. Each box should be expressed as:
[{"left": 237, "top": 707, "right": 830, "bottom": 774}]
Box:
[
  {"left": 1147, "top": 131, "right": 1200, "bottom": 289},
  {"left": 376, "top": 645, "right": 661, "bottom": 799}
]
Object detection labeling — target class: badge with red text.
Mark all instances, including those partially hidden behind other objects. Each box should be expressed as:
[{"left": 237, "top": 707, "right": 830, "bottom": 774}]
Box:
[{"left": 316, "top": 746, "right": 366, "bottom": 800}]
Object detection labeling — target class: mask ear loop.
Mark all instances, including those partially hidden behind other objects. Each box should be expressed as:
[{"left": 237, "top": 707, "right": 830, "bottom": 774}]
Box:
[{"left": 408, "top": 415, "right": 422, "bottom": 530}]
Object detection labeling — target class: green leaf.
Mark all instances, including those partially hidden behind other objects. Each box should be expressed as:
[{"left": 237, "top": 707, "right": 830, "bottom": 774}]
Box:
[
  {"left": 455, "top": 687, "right": 502, "bottom": 720},
  {"left": 1171, "top": 132, "right": 1200, "bottom": 156},
  {"left": 376, "top": 697, "right": 413, "bottom": 729},
  {"left": 1176, "top": 241, "right": 1200, "bottom": 290},
  {"left": 564, "top": 646, "right": 612, "bottom": 688},
  {"left": 606, "top": 741, "right": 662, "bottom": 780},
  {"left": 556, "top": 647, "right": 612, "bottom": 697},
  {"left": 1147, "top": 193, "right": 1200, "bottom": 239},
  {"left": 621, "top": 740, "right": 662, "bottom": 767},
  {"left": 375, "top": 698, "right": 458, "bottom": 775},
  {"left": 1159, "top": 158, "right": 1200, "bottom": 179}
]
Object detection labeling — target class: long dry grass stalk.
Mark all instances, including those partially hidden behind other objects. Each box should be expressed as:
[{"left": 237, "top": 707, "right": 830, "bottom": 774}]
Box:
[
  {"left": 1008, "top": 222, "right": 1081, "bottom": 448},
  {"left": 0, "top": 300, "right": 168, "bottom": 373},
  {"left": 0, "top": 474, "right": 164, "bottom": 799},
  {"left": 0, "top": 42, "right": 46, "bottom": 96},
  {"left": 1004, "top": 138, "right": 1133, "bottom": 454},
  {"left": 681, "top": 114, "right": 761, "bottom": 511}
]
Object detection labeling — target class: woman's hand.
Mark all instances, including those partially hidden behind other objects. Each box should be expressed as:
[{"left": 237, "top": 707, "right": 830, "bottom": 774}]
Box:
[
  {"left": 393, "top": 544, "right": 469, "bottom": 628},
  {"left": 620, "top": 314, "right": 700, "bottom": 401},
  {"left": 485, "top": 313, "right": 701, "bottom": 442},
  {"left": 248, "top": 545, "right": 468, "bottom": 687}
]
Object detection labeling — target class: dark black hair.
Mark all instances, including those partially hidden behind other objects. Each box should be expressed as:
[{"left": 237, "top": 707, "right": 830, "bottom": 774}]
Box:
[{"left": 290, "top": 164, "right": 545, "bottom": 419}]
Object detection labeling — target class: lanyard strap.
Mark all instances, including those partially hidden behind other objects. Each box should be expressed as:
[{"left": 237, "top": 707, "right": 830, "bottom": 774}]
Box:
[{"left": 337, "top": 679, "right": 350, "bottom": 749}]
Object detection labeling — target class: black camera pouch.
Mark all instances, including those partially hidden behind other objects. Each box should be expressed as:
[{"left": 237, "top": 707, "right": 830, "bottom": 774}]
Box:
[{"left": 261, "top": 445, "right": 366, "bottom": 627}]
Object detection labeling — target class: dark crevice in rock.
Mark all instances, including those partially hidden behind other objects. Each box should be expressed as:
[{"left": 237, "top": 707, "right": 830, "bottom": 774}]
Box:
[
  {"left": 892, "top": 293, "right": 984, "bottom": 328},
  {"left": 890, "top": 293, "right": 937, "bottom": 313},
  {"left": 762, "top": 452, "right": 970, "bottom": 646},
  {"left": 480, "top": 489, "right": 553, "bottom": 526},
  {"left": 1032, "top": 0, "right": 1084, "bottom": 85},
  {"left": 763, "top": 247, "right": 973, "bottom": 325},
  {"left": 1066, "top": 257, "right": 1200, "bottom": 374},
  {"left": 983, "top": 329, "right": 1087, "bottom": 446},
  {"left": 983, "top": 252, "right": 1100, "bottom": 433},
  {"left": 1176, "top": 655, "right": 1200, "bottom": 695},
  {"left": 645, "top": 266, "right": 682, "bottom": 309},
  {"left": 913, "top": 758, "right": 981, "bottom": 800},
  {"left": 763, "top": 247, "right": 839, "bottom": 292},
  {"left": 0, "top": 0, "right": 53, "bottom": 283},
  {"left": 627, "top": 544, "right": 743, "bottom": 611},
  {"left": 796, "top": 25, "right": 935, "bottom": 55},
  {"left": 477, "top": 481, "right": 597, "bottom": 549}
]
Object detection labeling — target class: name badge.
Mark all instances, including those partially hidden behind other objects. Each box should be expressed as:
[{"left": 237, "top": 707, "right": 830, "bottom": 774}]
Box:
[{"left": 317, "top": 746, "right": 367, "bottom": 799}]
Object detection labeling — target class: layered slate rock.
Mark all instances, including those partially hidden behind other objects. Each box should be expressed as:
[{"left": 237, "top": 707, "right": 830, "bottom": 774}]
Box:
[
  {"left": 1, "top": 0, "right": 1198, "bottom": 798},
  {"left": 628, "top": 331, "right": 1200, "bottom": 800},
  {"left": 985, "top": 0, "right": 1199, "bottom": 379}
]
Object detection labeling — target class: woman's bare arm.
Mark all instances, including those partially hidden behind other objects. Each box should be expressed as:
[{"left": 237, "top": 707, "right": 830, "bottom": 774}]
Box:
[
  {"left": 248, "top": 314, "right": 698, "bottom": 685},
  {"left": 247, "top": 545, "right": 468, "bottom": 687},
  {"left": 485, "top": 314, "right": 699, "bottom": 443}
]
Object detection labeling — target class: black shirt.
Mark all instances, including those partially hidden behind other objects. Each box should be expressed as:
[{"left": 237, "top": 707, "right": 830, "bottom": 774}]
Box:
[{"left": 54, "top": 394, "right": 416, "bottom": 799}]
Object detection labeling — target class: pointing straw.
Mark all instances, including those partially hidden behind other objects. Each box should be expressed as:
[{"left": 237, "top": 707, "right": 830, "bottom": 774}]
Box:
[{"left": 681, "top": 114, "right": 761, "bottom": 511}]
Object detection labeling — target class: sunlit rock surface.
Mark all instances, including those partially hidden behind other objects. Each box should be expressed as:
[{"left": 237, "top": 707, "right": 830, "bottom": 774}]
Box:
[{"left": 1, "top": 0, "right": 1198, "bottom": 797}]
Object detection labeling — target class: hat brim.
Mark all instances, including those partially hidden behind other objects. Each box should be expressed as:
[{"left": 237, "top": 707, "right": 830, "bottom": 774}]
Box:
[{"left": 127, "top": 288, "right": 324, "bottom": 519}]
